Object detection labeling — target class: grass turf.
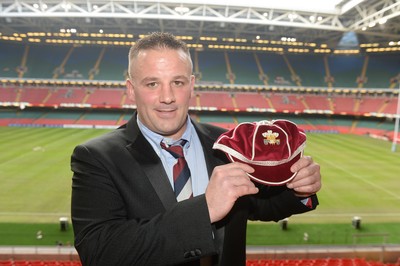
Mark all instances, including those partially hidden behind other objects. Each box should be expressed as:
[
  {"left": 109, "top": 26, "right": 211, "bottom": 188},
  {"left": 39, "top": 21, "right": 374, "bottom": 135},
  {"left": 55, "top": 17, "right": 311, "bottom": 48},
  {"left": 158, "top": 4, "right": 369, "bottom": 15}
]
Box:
[{"left": 0, "top": 126, "right": 399, "bottom": 245}]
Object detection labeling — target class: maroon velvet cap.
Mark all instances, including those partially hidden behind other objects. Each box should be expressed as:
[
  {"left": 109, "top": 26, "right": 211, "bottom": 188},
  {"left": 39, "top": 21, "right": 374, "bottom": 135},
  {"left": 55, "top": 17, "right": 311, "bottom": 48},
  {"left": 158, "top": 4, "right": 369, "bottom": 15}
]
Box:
[{"left": 213, "top": 119, "right": 307, "bottom": 186}]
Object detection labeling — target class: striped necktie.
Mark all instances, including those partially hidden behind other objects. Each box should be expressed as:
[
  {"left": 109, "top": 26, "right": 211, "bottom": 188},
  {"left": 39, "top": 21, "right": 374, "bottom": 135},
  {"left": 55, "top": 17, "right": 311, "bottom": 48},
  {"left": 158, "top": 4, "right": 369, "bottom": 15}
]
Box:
[{"left": 161, "top": 140, "right": 193, "bottom": 201}]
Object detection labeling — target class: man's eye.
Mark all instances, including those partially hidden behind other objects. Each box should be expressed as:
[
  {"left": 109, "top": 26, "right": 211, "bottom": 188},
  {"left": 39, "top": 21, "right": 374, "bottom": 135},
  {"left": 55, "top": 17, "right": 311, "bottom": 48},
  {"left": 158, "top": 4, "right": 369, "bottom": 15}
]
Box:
[
  {"left": 147, "top": 82, "right": 158, "bottom": 88},
  {"left": 173, "top": 81, "right": 184, "bottom": 86}
]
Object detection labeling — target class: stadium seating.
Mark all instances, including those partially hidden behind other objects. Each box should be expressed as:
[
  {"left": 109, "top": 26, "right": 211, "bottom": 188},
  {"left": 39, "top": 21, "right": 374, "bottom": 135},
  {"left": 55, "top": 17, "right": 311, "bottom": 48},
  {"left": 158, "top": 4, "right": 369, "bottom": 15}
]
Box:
[
  {"left": 61, "top": 46, "right": 103, "bottom": 80},
  {"left": 245, "top": 258, "right": 399, "bottom": 266},
  {"left": 227, "top": 51, "right": 262, "bottom": 85},
  {"left": 19, "top": 88, "right": 50, "bottom": 105},
  {"left": 330, "top": 96, "right": 357, "bottom": 115},
  {"left": 258, "top": 53, "right": 293, "bottom": 86},
  {"left": 0, "top": 258, "right": 398, "bottom": 266},
  {"left": 2, "top": 42, "right": 398, "bottom": 87},
  {"left": 0, "top": 261, "right": 81, "bottom": 266},
  {"left": 24, "top": 45, "right": 71, "bottom": 79},
  {"left": 266, "top": 93, "right": 304, "bottom": 112},
  {"left": 357, "top": 97, "right": 387, "bottom": 114},
  {"left": 0, "top": 39, "right": 399, "bottom": 141},
  {"left": 382, "top": 98, "right": 399, "bottom": 114},
  {"left": 196, "top": 91, "right": 236, "bottom": 110},
  {"left": 75, "top": 111, "right": 124, "bottom": 126},
  {"left": 288, "top": 54, "right": 326, "bottom": 87},
  {"left": 303, "top": 95, "right": 331, "bottom": 111},
  {"left": 4, "top": 86, "right": 397, "bottom": 116},
  {"left": 0, "top": 87, "right": 19, "bottom": 102},
  {"left": 328, "top": 55, "right": 364, "bottom": 88},
  {"left": 84, "top": 88, "right": 125, "bottom": 107},
  {"left": 196, "top": 50, "right": 227, "bottom": 84},
  {"left": 97, "top": 46, "right": 129, "bottom": 81},
  {"left": 366, "top": 54, "right": 400, "bottom": 88},
  {"left": 1, "top": 88, "right": 399, "bottom": 142},
  {"left": 0, "top": 42, "right": 25, "bottom": 78},
  {"left": 43, "top": 88, "right": 87, "bottom": 106}
]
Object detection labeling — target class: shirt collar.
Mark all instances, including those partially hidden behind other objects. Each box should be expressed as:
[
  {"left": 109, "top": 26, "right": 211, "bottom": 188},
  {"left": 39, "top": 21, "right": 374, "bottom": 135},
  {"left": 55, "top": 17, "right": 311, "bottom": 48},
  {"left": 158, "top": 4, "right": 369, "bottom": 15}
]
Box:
[{"left": 137, "top": 115, "right": 193, "bottom": 149}]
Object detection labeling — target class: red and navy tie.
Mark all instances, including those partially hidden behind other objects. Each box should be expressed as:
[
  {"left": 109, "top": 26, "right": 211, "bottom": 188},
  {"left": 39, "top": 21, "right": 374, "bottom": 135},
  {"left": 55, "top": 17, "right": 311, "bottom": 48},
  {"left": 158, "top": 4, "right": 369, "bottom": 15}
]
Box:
[{"left": 161, "top": 140, "right": 193, "bottom": 201}]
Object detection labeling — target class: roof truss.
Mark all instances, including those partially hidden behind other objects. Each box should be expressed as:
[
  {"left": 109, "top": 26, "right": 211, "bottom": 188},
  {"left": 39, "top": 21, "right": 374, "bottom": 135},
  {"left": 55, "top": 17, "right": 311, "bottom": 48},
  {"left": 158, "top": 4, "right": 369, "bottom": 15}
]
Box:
[{"left": 0, "top": 0, "right": 399, "bottom": 44}]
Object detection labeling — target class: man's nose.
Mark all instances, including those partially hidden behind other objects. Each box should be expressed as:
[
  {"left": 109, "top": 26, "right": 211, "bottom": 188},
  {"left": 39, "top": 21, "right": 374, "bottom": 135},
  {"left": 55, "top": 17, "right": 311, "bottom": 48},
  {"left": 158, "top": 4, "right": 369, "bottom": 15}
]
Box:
[{"left": 159, "top": 85, "right": 175, "bottom": 103}]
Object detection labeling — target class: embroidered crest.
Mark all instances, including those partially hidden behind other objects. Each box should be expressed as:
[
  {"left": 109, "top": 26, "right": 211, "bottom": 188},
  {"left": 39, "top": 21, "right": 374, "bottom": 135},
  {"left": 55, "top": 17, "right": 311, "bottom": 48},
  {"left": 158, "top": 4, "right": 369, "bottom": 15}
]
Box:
[{"left": 262, "top": 130, "right": 280, "bottom": 145}]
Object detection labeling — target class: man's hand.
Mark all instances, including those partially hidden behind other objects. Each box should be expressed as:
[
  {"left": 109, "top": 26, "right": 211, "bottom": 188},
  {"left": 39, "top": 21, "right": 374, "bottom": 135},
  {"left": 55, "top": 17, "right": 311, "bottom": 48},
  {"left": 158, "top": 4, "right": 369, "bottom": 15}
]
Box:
[
  {"left": 286, "top": 156, "right": 321, "bottom": 197},
  {"left": 205, "top": 162, "right": 259, "bottom": 223}
]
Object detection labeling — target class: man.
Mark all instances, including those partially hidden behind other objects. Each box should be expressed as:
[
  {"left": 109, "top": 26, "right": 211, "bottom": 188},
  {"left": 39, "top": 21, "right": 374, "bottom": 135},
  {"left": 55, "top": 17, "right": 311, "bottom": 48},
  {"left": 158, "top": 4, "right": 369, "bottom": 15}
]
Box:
[{"left": 71, "top": 32, "right": 321, "bottom": 266}]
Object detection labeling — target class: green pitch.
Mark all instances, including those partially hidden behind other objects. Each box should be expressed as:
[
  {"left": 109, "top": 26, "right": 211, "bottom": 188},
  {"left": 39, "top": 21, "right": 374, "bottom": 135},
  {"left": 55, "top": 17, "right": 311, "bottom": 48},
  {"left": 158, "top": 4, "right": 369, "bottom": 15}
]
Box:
[
  {"left": 0, "top": 126, "right": 399, "bottom": 245},
  {"left": 0, "top": 127, "right": 110, "bottom": 223}
]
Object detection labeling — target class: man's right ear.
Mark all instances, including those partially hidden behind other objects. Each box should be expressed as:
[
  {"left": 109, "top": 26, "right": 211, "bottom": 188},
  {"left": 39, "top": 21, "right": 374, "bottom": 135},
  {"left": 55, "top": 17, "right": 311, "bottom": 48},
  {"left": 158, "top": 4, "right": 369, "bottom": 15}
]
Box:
[{"left": 126, "top": 79, "right": 135, "bottom": 102}]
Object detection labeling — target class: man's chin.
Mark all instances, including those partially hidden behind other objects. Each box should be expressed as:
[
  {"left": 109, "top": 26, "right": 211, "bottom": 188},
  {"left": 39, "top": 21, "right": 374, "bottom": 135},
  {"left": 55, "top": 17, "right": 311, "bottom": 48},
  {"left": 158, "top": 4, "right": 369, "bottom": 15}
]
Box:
[{"left": 156, "top": 122, "right": 187, "bottom": 139}]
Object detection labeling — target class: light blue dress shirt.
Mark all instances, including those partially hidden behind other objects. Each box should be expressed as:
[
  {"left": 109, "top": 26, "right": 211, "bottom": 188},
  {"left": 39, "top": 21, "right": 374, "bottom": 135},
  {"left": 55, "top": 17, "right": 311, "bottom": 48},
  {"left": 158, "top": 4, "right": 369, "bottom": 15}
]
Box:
[{"left": 137, "top": 116, "right": 209, "bottom": 196}]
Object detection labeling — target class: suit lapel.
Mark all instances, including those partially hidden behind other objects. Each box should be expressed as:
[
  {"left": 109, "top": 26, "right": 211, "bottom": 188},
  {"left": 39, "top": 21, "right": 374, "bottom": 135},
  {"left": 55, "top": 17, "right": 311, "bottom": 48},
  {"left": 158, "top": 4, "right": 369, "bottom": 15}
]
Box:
[
  {"left": 192, "top": 121, "right": 226, "bottom": 178},
  {"left": 125, "top": 115, "right": 177, "bottom": 210},
  {"left": 192, "top": 121, "right": 228, "bottom": 258}
]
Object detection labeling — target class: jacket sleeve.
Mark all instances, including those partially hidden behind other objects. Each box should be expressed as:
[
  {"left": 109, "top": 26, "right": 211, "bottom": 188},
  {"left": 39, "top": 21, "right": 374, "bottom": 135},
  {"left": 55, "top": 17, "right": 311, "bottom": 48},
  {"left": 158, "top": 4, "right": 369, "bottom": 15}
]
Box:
[
  {"left": 71, "top": 144, "right": 217, "bottom": 266},
  {"left": 247, "top": 184, "right": 319, "bottom": 222}
]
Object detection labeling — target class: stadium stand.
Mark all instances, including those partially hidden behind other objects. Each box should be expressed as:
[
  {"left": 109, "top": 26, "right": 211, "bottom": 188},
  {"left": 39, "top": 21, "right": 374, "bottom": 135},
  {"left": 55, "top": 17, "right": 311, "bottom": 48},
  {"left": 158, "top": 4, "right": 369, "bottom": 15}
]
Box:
[
  {"left": 233, "top": 92, "right": 272, "bottom": 111},
  {"left": 32, "top": 110, "right": 83, "bottom": 125},
  {"left": 330, "top": 95, "right": 358, "bottom": 115},
  {"left": 246, "top": 258, "right": 400, "bottom": 266},
  {"left": 195, "top": 91, "right": 236, "bottom": 111},
  {"left": 0, "top": 258, "right": 399, "bottom": 266},
  {"left": 75, "top": 110, "right": 125, "bottom": 126},
  {"left": 61, "top": 46, "right": 103, "bottom": 80},
  {"left": 0, "top": 45, "right": 399, "bottom": 266},
  {"left": 44, "top": 88, "right": 87, "bottom": 106},
  {"left": 24, "top": 45, "right": 71, "bottom": 79},
  {"left": 0, "top": 42, "right": 25, "bottom": 78},
  {"left": 196, "top": 50, "right": 228, "bottom": 84},
  {"left": 383, "top": 97, "right": 399, "bottom": 114},
  {"left": 84, "top": 88, "right": 125, "bottom": 107},
  {"left": 266, "top": 93, "right": 305, "bottom": 113},
  {"left": 328, "top": 55, "right": 365, "bottom": 88},
  {"left": 1, "top": 86, "right": 398, "bottom": 142},
  {"left": 9, "top": 87, "right": 392, "bottom": 116},
  {"left": 1, "top": 3, "right": 400, "bottom": 265},
  {"left": 0, "top": 261, "right": 81, "bottom": 266},
  {"left": 258, "top": 53, "right": 293, "bottom": 86},
  {"left": 288, "top": 54, "right": 326, "bottom": 87},
  {"left": 97, "top": 46, "right": 129, "bottom": 81},
  {"left": 1, "top": 42, "right": 399, "bottom": 88},
  {"left": 19, "top": 88, "right": 50, "bottom": 105},
  {"left": 227, "top": 51, "right": 263, "bottom": 85},
  {"left": 366, "top": 54, "right": 400, "bottom": 88},
  {"left": 196, "top": 112, "right": 236, "bottom": 129},
  {"left": 0, "top": 87, "right": 19, "bottom": 102},
  {"left": 303, "top": 95, "right": 331, "bottom": 112}
]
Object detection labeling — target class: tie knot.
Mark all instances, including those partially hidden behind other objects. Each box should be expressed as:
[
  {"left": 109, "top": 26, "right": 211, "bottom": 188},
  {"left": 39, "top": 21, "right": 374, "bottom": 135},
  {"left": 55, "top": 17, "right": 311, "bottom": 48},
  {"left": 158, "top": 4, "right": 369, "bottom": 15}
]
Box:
[{"left": 161, "top": 140, "right": 186, "bottom": 159}]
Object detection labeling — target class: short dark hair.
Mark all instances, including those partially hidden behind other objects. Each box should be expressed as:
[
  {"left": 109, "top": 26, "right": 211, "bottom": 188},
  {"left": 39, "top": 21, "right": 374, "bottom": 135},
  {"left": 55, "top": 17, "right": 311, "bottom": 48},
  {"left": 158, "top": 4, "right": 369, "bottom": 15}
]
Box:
[
  {"left": 130, "top": 32, "right": 189, "bottom": 58},
  {"left": 128, "top": 32, "right": 192, "bottom": 79}
]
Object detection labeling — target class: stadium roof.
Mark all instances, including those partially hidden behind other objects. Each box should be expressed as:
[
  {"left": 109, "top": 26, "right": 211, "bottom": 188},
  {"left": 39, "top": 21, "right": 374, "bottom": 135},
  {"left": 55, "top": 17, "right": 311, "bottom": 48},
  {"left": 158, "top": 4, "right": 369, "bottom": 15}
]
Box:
[{"left": 0, "top": 0, "right": 399, "bottom": 47}]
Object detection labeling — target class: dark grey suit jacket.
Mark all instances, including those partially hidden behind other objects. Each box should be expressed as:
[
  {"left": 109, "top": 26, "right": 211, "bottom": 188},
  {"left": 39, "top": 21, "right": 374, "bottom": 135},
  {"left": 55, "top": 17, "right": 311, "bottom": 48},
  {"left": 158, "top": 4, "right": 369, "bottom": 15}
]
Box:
[{"left": 71, "top": 114, "right": 318, "bottom": 266}]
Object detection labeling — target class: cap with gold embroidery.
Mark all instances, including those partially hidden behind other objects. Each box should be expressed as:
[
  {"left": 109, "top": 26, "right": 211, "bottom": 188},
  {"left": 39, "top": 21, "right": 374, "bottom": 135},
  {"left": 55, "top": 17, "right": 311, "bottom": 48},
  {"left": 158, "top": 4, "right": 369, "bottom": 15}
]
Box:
[{"left": 212, "top": 119, "right": 306, "bottom": 186}]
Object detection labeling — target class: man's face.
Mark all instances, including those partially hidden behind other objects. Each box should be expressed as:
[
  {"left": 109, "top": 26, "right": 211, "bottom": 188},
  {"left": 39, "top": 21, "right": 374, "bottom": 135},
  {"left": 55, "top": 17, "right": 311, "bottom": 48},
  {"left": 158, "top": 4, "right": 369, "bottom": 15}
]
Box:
[{"left": 126, "top": 48, "right": 195, "bottom": 140}]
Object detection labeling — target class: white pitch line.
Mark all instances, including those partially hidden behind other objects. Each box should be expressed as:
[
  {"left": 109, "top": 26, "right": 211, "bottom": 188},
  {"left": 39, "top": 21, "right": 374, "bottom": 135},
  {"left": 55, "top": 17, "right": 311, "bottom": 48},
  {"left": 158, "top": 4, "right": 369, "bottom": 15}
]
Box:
[{"left": 313, "top": 154, "right": 400, "bottom": 201}]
